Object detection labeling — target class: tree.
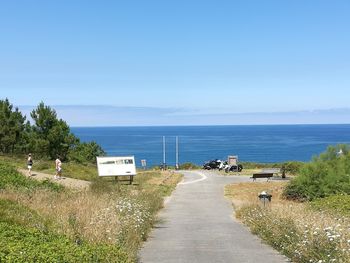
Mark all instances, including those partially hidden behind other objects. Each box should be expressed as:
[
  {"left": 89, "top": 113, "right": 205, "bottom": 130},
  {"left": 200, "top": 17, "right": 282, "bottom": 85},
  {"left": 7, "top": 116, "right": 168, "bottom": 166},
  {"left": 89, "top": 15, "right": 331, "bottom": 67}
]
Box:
[
  {"left": 68, "top": 141, "right": 105, "bottom": 163},
  {"left": 30, "top": 102, "right": 78, "bottom": 159},
  {"left": 0, "top": 99, "right": 27, "bottom": 153}
]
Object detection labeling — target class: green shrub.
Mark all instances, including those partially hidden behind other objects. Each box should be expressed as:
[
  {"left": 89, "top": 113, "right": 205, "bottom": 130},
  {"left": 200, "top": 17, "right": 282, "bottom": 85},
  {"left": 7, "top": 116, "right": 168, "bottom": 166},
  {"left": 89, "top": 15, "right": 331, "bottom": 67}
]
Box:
[
  {"left": 281, "top": 161, "right": 304, "bottom": 175},
  {"left": 68, "top": 142, "right": 105, "bottom": 164},
  {"left": 284, "top": 144, "right": 350, "bottom": 201}
]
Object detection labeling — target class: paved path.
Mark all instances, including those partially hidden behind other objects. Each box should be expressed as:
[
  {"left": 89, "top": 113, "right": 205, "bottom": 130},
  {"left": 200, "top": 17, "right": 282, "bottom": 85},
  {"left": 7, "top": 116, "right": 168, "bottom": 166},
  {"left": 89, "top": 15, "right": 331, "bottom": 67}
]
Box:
[
  {"left": 19, "top": 169, "right": 91, "bottom": 190},
  {"left": 139, "top": 170, "right": 289, "bottom": 263}
]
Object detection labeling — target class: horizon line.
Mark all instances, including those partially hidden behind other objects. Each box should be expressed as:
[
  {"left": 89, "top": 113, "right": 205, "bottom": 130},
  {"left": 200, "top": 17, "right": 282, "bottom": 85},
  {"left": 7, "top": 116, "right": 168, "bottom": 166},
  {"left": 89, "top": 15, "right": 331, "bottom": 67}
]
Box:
[{"left": 70, "top": 123, "right": 350, "bottom": 128}]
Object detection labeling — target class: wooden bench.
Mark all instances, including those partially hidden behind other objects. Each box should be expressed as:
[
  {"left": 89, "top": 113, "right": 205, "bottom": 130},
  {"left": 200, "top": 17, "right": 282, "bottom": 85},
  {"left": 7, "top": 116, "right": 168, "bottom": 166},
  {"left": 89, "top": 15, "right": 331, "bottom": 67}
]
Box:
[{"left": 251, "top": 172, "right": 273, "bottom": 181}]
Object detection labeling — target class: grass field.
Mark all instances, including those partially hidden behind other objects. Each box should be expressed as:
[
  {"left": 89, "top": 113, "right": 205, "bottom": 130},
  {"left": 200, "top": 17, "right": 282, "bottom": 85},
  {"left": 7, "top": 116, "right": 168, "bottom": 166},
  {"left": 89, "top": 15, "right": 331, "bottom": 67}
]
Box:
[{"left": 225, "top": 182, "right": 350, "bottom": 262}]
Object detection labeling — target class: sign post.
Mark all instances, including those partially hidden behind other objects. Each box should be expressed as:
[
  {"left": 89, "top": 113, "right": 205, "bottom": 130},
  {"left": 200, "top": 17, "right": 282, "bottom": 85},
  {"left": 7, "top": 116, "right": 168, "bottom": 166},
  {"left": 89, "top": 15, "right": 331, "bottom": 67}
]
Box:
[
  {"left": 141, "top": 159, "right": 147, "bottom": 170},
  {"left": 96, "top": 156, "right": 137, "bottom": 184}
]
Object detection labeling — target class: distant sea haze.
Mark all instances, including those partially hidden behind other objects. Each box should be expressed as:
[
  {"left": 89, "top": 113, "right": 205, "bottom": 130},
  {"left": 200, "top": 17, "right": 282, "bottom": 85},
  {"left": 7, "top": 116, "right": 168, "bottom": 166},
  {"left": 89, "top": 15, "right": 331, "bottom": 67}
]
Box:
[{"left": 71, "top": 124, "right": 350, "bottom": 167}]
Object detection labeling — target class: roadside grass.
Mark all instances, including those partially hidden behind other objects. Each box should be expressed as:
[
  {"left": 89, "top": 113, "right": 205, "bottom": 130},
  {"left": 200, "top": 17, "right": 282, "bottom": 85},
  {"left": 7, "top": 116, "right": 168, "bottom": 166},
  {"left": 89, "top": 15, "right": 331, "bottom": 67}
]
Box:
[
  {"left": 225, "top": 182, "right": 350, "bottom": 263},
  {"left": 0, "top": 199, "right": 48, "bottom": 229},
  {"left": 0, "top": 220, "right": 129, "bottom": 262},
  {"left": 0, "top": 162, "right": 182, "bottom": 262},
  {"left": 310, "top": 195, "right": 350, "bottom": 217},
  {"left": 217, "top": 168, "right": 263, "bottom": 177}
]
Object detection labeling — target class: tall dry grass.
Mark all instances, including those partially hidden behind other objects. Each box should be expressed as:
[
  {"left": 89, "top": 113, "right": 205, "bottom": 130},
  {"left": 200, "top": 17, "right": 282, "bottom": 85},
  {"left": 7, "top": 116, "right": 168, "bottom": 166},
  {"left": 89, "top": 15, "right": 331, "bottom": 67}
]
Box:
[
  {"left": 0, "top": 189, "right": 121, "bottom": 244},
  {"left": 0, "top": 170, "right": 182, "bottom": 261},
  {"left": 225, "top": 182, "right": 350, "bottom": 262}
]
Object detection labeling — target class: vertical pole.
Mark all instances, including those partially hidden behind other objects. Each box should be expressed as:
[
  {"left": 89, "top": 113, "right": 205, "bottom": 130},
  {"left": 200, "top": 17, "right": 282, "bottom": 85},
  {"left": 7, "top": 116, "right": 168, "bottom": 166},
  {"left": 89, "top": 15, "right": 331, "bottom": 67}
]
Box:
[
  {"left": 176, "top": 136, "right": 179, "bottom": 169},
  {"left": 163, "top": 136, "right": 166, "bottom": 170}
]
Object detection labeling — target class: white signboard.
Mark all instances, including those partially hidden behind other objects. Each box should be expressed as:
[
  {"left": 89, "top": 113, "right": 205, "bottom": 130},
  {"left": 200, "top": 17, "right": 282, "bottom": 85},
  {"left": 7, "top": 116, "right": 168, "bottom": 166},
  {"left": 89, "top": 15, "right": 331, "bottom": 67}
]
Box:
[
  {"left": 228, "top": 155, "right": 238, "bottom": 165},
  {"left": 96, "top": 156, "right": 137, "bottom": 177}
]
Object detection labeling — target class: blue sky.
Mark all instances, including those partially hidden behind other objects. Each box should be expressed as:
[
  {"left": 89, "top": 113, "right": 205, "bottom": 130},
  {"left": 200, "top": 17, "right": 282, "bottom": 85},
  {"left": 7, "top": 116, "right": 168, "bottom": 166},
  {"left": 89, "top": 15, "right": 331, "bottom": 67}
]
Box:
[{"left": 1, "top": 1, "right": 350, "bottom": 126}]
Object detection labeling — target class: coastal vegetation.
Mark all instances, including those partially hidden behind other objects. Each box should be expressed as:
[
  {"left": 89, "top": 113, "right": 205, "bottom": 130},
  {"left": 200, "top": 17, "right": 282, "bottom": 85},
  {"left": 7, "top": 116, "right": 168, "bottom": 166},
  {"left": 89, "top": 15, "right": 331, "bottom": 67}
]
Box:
[
  {"left": 226, "top": 145, "right": 350, "bottom": 263},
  {"left": 0, "top": 160, "right": 182, "bottom": 262},
  {"left": 283, "top": 144, "right": 350, "bottom": 200},
  {"left": 226, "top": 182, "right": 350, "bottom": 262},
  {"left": 0, "top": 98, "right": 183, "bottom": 262},
  {"left": 0, "top": 98, "right": 104, "bottom": 163},
  {"left": 2, "top": 97, "right": 350, "bottom": 262},
  {"left": 241, "top": 161, "right": 304, "bottom": 175}
]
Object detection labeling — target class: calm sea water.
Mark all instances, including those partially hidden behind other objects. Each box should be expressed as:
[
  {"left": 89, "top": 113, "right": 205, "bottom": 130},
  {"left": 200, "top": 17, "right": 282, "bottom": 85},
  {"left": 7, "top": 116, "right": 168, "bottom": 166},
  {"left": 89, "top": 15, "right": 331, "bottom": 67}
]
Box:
[{"left": 71, "top": 125, "right": 350, "bottom": 167}]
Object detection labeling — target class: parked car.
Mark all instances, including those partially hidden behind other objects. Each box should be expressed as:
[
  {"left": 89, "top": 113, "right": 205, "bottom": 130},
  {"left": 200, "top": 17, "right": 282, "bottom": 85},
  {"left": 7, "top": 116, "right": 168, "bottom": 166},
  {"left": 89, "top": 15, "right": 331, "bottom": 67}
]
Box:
[
  {"left": 203, "top": 159, "right": 222, "bottom": 170},
  {"left": 225, "top": 164, "right": 243, "bottom": 172}
]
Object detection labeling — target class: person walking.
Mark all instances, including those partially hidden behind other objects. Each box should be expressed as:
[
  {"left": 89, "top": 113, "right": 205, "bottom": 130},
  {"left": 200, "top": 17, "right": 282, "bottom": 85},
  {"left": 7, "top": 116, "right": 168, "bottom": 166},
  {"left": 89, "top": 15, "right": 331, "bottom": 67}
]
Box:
[
  {"left": 54, "top": 156, "right": 62, "bottom": 180},
  {"left": 27, "top": 153, "right": 33, "bottom": 176}
]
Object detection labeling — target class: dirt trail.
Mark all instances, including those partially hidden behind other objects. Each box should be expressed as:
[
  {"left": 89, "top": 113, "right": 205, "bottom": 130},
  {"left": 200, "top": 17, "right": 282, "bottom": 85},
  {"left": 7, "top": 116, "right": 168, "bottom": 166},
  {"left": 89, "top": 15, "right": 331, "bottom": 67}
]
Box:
[{"left": 19, "top": 169, "right": 91, "bottom": 190}]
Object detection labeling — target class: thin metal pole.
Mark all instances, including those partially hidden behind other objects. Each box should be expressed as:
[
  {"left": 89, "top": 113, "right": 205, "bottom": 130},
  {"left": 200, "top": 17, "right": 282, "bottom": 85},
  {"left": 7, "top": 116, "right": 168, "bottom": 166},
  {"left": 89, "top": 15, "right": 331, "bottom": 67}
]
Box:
[
  {"left": 176, "top": 136, "right": 179, "bottom": 169},
  {"left": 163, "top": 136, "right": 166, "bottom": 169}
]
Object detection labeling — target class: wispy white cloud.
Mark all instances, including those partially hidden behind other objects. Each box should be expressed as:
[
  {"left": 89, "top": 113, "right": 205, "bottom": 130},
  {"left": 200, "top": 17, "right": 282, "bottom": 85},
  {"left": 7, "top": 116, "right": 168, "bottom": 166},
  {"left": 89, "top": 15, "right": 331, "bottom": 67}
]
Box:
[{"left": 18, "top": 105, "right": 350, "bottom": 126}]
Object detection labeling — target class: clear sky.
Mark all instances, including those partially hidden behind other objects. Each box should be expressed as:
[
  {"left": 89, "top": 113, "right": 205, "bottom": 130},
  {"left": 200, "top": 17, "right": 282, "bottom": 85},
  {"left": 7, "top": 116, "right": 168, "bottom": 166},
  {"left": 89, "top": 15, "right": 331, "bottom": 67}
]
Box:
[{"left": 1, "top": 1, "right": 350, "bottom": 126}]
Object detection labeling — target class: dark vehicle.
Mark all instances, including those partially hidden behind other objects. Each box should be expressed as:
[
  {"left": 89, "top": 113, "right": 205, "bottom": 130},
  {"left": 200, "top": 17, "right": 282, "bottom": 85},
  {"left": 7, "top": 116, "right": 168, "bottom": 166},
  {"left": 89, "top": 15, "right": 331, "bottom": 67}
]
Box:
[
  {"left": 203, "top": 159, "right": 223, "bottom": 170},
  {"left": 203, "top": 159, "right": 243, "bottom": 172},
  {"left": 225, "top": 164, "right": 243, "bottom": 172}
]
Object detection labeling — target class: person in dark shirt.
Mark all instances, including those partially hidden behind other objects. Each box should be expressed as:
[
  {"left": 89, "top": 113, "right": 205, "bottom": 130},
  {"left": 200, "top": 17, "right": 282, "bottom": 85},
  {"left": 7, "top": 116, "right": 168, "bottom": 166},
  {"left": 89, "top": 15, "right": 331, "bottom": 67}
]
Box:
[{"left": 27, "top": 153, "right": 33, "bottom": 176}]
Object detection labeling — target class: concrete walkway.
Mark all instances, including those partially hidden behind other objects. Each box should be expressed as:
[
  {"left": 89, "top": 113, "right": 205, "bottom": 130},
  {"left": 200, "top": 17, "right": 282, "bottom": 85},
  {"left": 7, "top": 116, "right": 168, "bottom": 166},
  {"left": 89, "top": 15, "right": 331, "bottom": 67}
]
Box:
[
  {"left": 139, "top": 170, "right": 289, "bottom": 263},
  {"left": 19, "top": 169, "right": 90, "bottom": 190}
]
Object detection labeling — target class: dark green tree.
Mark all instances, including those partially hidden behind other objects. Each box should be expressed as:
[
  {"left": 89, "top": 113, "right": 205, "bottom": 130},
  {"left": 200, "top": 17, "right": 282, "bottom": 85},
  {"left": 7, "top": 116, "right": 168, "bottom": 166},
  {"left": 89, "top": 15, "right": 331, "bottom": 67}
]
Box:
[
  {"left": 0, "top": 99, "right": 28, "bottom": 153},
  {"left": 68, "top": 141, "right": 105, "bottom": 163},
  {"left": 30, "top": 102, "right": 78, "bottom": 160}
]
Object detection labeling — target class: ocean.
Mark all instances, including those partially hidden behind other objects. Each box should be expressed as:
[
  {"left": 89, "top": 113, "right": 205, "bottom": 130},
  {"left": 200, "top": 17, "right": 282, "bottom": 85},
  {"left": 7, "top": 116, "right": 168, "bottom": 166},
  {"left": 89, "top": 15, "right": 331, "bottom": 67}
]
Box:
[{"left": 71, "top": 124, "right": 350, "bottom": 167}]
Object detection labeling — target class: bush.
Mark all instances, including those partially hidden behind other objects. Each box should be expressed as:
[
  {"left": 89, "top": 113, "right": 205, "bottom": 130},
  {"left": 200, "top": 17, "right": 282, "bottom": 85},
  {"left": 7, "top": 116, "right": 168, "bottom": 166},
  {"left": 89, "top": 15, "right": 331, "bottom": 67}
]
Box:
[
  {"left": 281, "top": 161, "right": 304, "bottom": 175},
  {"left": 68, "top": 142, "right": 105, "bottom": 164},
  {"left": 284, "top": 144, "right": 350, "bottom": 201}
]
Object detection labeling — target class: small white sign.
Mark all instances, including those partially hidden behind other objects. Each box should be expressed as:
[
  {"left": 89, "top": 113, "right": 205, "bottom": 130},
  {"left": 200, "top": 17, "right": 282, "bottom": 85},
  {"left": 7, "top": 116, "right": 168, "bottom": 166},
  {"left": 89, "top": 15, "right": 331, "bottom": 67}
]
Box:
[
  {"left": 96, "top": 156, "right": 137, "bottom": 177},
  {"left": 228, "top": 155, "right": 238, "bottom": 165}
]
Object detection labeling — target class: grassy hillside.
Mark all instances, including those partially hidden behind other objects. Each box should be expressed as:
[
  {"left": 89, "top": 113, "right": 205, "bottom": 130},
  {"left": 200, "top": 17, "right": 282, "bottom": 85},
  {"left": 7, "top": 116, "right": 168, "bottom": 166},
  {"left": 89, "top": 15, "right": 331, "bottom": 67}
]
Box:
[{"left": 0, "top": 157, "right": 182, "bottom": 262}]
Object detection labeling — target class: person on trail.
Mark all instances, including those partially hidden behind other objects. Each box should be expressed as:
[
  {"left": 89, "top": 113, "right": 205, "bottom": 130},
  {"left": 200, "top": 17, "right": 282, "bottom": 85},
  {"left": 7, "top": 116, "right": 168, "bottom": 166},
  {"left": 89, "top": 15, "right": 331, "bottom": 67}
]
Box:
[
  {"left": 27, "top": 153, "right": 33, "bottom": 176},
  {"left": 54, "top": 156, "right": 62, "bottom": 180}
]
